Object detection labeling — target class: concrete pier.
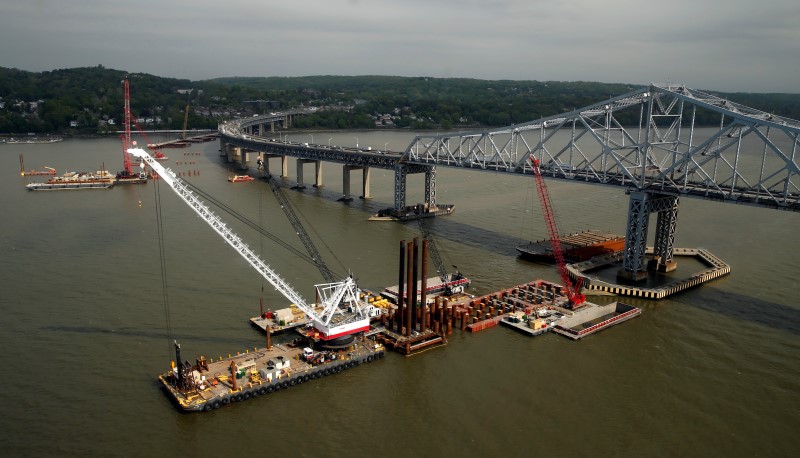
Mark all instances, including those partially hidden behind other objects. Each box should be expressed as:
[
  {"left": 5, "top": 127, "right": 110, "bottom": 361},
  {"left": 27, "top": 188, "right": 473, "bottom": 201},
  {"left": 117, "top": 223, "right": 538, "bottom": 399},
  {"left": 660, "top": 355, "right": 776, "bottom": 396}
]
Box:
[{"left": 568, "top": 247, "right": 731, "bottom": 300}]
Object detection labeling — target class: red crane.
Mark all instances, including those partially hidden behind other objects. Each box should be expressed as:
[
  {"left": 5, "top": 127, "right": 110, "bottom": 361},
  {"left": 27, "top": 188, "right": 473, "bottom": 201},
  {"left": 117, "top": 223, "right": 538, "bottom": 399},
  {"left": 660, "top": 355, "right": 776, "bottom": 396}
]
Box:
[
  {"left": 119, "top": 78, "right": 134, "bottom": 176},
  {"left": 530, "top": 154, "right": 586, "bottom": 308},
  {"left": 118, "top": 77, "right": 165, "bottom": 178}
]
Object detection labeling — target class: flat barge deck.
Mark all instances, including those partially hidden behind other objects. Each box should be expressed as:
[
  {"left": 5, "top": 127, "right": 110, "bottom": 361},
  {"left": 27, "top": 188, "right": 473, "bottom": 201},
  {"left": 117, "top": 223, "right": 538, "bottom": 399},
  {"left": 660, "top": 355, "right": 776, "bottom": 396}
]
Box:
[
  {"left": 159, "top": 279, "right": 641, "bottom": 412},
  {"left": 553, "top": 302, "right": 641, "bottom": 340},
  {"left": 516, "top": 230, "right": 625, "bottom": 262},
  {"left": 159, "top": 338, "right": 385, "bottom": 412}
]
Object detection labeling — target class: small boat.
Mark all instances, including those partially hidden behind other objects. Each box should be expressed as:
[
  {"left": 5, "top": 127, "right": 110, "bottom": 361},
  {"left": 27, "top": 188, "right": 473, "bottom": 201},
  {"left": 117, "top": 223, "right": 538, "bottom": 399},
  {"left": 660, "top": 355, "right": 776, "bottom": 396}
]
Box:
[
  {"left": 228, "top": 175, "right": 255, "bottom": 183},
  {"left": 153, "top": 151, "right": 169, "bottom": 161}
]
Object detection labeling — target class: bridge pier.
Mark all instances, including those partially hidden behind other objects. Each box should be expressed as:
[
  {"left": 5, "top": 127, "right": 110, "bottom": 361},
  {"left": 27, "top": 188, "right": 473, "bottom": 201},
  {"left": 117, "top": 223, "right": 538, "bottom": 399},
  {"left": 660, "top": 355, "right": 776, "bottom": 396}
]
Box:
[
  {"left": 340, "top": 166, "right": 353, "bottom": 201},
  {"left": 239, "top": 149, "right": 252, "bottom": 170},
  {"left": 424, "top": 167, "right": 436, "bottom": 208},
  {"left": 339, "top": 165, "right": 371, "bottom": 201},
  {"left": 313, "top": 160, "right": 323, "bottom": 188},
  {"left": 393, "top": 164, "right": 436, "bottom": 213},
  {"left": 258, "top": 153, "right": 270, "bottom": 175},
  {"left": 394, "top": 166, "right": 407, "bottom": 212},
  {"left": 361, "top": 166, "right": 371, "bottom": 199},
  {"left": 294, "top": 158, "right": 317, "bottom": 189},
  {"left": 618, "top": 191, "right": 680, "bottom": 282}
]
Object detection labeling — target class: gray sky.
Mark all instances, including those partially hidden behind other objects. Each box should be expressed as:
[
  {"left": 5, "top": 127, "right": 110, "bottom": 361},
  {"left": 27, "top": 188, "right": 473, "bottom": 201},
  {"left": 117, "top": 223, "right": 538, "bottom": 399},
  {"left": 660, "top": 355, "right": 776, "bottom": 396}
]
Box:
[{"left": 1, "top": 0, "right": 798, "bottom": 93}]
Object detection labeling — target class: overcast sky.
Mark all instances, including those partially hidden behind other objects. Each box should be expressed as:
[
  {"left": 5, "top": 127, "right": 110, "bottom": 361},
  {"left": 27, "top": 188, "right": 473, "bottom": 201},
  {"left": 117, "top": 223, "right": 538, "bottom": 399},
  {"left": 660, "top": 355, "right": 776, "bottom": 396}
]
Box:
[{"left": 1, "top": 0, "right": 798, "bottom": 93}]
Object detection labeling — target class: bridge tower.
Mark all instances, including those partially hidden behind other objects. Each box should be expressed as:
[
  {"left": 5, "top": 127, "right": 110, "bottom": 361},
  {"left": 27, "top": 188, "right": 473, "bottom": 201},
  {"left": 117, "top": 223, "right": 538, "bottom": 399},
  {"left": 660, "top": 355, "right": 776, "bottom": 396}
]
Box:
[
  {"left": 393, "top": 164, "right": 437, "bottom": 213},
  {"left": 618, "top": 191, "right": 680, "bottom": 282}
]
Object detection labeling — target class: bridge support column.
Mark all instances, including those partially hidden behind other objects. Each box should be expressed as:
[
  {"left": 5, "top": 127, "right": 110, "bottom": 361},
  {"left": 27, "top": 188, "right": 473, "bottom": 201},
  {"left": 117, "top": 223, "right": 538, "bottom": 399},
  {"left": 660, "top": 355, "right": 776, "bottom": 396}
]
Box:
[
  {"left": 618, "top": 191, "right": 680, "bottom": 282},
  {"left": 280, "top": 156, "right": 288, "bottom": 178},
  {"left": 340, "top": 166, "right": 353, "bottom": 202},
  {"left": 394, "top": 165, "right": 408, "bottom": 212},
  {"left": 226, "top": 146, "right": 236, "bottom": 164},
  {"left": 271, "top": 121, "right": 275, "bottom": 133},
  {"left": 361, "top": 166, "right": 371, "bottom": 199},
  {"left": 649, "top": 195, "right": 679, "bottom": 273},
  {"left": 424, "top": 167, "right": 436, "bottom": 209},
  {"left": 240, "top": 149, "right": 250, "bottom": 170},
  {"left": 293, "top": 159, "right": 315, "bottom": 189},
  {"left": 257, "top": 153, "right": 269, "bottom": 175},
  {"left": 313, "top": 160, "right": 323, "bottom": 188}
]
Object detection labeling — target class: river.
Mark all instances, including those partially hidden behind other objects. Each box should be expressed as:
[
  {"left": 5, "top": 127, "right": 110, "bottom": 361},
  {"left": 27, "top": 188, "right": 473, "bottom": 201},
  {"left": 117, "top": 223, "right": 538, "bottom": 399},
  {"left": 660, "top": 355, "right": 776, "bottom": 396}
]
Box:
[{"left": 0, "top": 131, "right": 798, "bottom": 456}]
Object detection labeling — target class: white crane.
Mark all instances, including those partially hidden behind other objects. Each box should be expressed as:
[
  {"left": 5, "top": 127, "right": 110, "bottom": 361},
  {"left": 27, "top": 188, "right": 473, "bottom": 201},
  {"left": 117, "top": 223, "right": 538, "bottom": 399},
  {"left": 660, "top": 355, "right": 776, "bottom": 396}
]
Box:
[{"left": 127, "top": 148, "right": 370, "bottom": 340}]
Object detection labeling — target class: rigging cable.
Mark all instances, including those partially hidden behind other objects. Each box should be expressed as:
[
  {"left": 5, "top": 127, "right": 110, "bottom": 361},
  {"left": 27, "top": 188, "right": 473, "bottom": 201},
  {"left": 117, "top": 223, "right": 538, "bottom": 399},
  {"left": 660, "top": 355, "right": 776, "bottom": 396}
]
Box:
[
  {"left": 181, "top": 179, "right": 341, "bottom": 277},
  {"left": 259, "top": 184, "right": 265, "bottom": 312},
  {"left": 153, "top": 173, "right": 174, "bottom": 359},
  {"left": 289, "top": 193, "right": 348, "bottom": 277}
]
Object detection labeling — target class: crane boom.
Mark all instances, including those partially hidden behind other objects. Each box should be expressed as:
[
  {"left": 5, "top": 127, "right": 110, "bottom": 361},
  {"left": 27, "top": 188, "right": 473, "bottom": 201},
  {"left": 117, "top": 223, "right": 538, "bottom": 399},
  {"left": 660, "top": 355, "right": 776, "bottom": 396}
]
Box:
[
  {"left": 530, "top": 155, "right": 585, "bottom": 308},
  {"left": 262, "top": 171, "right": 337, "bottom": 283},
  {"left": 121, "top": 79, "right": 133, "bottom": 174},
  {"left": 128, "top": 148, "right": 370, "bottom": 339},
  {"left": 417, "top": 216, "right": 447, "bottom": 283}
]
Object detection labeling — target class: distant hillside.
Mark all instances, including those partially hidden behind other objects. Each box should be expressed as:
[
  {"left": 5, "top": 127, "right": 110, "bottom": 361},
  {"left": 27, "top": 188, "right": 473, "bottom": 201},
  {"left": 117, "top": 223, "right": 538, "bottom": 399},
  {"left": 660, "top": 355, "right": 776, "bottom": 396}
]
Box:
[
  {"left": 0, "top": 66, "right": 234, "bottom": 133},
  {"left": 1, "top": 66, "right": 798, "bottom": 134}
]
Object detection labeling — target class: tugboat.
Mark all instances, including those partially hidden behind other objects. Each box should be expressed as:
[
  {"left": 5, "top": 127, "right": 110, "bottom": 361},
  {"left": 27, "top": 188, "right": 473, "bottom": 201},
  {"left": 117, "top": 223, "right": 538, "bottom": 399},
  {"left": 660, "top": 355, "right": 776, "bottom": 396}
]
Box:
[{"left": 228, "top": 175, "right": 255, "bottom": 183}]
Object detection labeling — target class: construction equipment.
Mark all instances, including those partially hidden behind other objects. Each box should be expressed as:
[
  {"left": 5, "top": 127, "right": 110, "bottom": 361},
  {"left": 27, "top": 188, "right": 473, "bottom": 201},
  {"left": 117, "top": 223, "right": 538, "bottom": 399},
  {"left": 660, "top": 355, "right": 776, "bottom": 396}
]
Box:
[
  {"left": 128, "top": 148, "right": 371, "bottom": 340},
  {"left": 416, "top": 215, "right": 447, "bottom": 283},
  {"left": 258, "top": 159, "right": 337, "bottom": 283},
  {"left": 530, "top": 154, "right": 585, "bottom": 308},
  {"left": 182, "top": 104, "right": 189, "bottom": 140},
  {"left": 416, "top": 207, "right": 468, "bottom": 295},
  {"left": 118, "top": 79, "right": 134, "bottom": 177}
]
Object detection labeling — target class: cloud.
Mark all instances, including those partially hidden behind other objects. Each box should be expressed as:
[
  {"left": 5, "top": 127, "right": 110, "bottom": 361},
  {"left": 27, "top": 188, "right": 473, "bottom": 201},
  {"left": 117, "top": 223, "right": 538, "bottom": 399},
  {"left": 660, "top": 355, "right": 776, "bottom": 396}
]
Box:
[{"left": 0, "top": 0, "right": 797, "bottom": 92}]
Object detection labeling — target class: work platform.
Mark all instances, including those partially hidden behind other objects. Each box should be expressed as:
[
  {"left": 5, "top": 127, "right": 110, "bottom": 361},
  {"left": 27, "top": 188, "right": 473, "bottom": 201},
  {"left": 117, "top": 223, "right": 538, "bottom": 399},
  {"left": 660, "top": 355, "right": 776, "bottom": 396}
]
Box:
[
  {"left": 568, "top": 247, "right": 731, "bottom": 299},
  {"left": 160, "top": 338, "right": 385, "bottom": 412},
  {"left": 148, "top": 132, "right": 219, "bottom": 149},
  {"left": 516, "top": 230, "right": 625, "bottom": 262},
  {"left": 369, "top": 204, "right": 456, "bottom": 221}
]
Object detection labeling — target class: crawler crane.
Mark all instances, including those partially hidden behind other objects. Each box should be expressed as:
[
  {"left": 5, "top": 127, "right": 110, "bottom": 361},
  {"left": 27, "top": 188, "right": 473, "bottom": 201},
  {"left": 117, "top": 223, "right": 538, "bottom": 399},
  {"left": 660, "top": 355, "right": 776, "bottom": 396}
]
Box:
[
  {"left": 530, "top": 154, "right": 586, "bottom": 308},
  {"left": 128, "top": 148, "right": 371, "bottom": 341}
]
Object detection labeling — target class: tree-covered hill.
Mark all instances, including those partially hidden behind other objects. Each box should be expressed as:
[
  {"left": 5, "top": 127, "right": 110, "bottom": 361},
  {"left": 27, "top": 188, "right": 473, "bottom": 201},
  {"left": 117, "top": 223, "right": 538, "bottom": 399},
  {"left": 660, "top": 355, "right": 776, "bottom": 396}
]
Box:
[{"left": 1, "top": 66, "right": 798, "bottom": 134}]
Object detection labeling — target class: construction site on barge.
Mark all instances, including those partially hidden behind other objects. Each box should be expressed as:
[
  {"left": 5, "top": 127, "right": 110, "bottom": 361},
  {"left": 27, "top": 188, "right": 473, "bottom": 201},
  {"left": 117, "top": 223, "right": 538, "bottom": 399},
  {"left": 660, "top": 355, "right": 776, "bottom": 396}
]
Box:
[{"left": 128, "top": 143, "right": 649, "bottom": 413}]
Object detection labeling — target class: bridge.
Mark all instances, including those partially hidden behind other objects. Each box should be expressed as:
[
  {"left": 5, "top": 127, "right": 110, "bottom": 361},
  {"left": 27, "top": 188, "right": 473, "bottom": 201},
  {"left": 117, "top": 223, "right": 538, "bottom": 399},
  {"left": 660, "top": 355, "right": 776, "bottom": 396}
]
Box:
[{"left": 218, "top": 83, "right": 800, "bottom": 282}]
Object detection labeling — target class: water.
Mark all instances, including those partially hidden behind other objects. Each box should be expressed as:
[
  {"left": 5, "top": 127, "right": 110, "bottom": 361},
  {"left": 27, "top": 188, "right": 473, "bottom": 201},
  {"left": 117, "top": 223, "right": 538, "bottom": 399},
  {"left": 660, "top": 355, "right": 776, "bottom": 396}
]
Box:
[{"left": 1, "top": 132, "right": 798, "bottom": 457}]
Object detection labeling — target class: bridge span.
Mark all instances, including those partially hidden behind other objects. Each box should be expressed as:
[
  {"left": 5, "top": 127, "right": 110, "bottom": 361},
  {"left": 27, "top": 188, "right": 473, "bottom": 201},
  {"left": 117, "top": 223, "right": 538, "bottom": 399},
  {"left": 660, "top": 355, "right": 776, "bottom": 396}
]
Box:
[{"left": 218, "top": 83, "right": 800, "bottom": 283}]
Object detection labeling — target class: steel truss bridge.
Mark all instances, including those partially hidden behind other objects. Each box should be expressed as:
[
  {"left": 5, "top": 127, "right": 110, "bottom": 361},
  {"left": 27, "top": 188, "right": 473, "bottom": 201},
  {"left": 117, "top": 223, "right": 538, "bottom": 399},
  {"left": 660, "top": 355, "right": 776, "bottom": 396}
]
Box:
[{"left": 220, "top": 83, "right": 800, "bottom": 281}]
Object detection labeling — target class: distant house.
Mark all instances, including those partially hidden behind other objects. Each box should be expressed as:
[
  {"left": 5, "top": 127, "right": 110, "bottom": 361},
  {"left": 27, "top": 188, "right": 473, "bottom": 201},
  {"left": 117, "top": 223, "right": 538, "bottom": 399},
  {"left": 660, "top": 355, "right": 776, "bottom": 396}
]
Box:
[
  {"left": 70, "top": 120, "right": 79, "bottom": 128},
  {"left": 176, "top": 89, "right": 193, "bottom": 95}
]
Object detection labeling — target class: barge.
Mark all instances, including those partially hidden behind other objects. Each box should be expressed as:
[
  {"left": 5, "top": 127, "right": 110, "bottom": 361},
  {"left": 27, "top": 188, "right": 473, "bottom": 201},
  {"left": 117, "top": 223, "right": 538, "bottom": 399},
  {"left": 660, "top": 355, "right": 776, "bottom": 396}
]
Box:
[
  {"left": 26, "top": 170, "right": 115, "bottom": 190},
  {"left": 516, "top": 230, "right": 625, "bottom": 262},
  {"left": 369, "top": 204, "right": 455, "bottom": 221},
  {"left": 160, "top": 338, "right": 385, "bottom": 412},
  {"left": 552, "top": 302, "right": 641, "bottom": 340},
  {"left": 499, "top": 309, "right": 560, "bottom": 336}
]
